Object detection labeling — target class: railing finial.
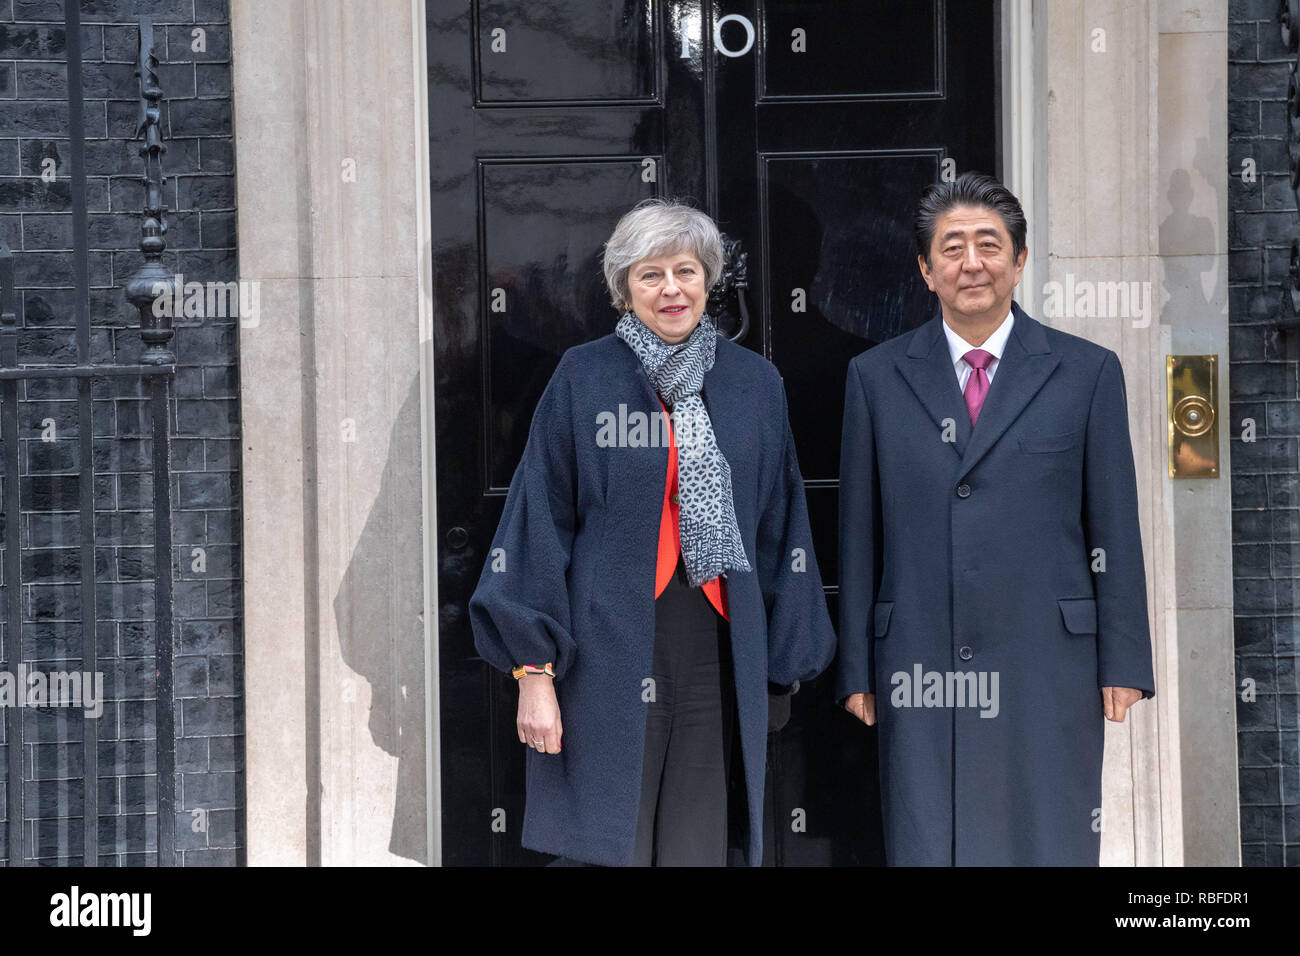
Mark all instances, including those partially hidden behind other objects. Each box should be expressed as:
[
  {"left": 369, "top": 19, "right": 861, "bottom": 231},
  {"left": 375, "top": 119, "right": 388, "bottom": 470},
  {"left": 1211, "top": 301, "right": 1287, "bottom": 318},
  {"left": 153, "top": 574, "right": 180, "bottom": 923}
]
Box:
[{"left": 123, "top": 15, "right": 175, "bottom": 366}]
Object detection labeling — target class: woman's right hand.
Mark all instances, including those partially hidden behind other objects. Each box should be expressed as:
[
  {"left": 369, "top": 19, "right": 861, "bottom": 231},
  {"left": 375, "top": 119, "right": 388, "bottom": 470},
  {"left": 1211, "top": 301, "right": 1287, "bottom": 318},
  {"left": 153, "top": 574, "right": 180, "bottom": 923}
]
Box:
[{"left": 518, "top": 676, "right": 563, "bottom": 754}]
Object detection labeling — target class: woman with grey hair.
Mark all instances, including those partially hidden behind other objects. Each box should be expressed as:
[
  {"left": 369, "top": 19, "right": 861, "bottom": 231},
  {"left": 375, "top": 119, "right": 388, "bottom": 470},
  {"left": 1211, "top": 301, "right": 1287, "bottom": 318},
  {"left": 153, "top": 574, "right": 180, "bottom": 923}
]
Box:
[{"left": 470, "top": 198, "right": 835, "bottom": 866}]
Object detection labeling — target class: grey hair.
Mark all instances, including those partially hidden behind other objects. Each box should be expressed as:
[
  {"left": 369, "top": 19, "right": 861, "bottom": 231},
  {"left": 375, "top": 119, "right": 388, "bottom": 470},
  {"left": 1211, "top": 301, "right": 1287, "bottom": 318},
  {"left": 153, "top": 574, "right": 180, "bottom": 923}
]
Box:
[
  {"left": 914, "top": 171, "right": 1027, "bottom": 265},
  {"left": 602, "top": 199, "right": 724, "bottom": 310}
]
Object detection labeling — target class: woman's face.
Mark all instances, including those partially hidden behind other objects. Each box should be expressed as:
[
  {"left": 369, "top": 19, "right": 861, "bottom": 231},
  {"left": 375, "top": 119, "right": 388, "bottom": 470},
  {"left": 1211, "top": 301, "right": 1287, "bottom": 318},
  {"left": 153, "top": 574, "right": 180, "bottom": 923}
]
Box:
[{"left": 625, "top": 249, "right": 708, "bottom": 344}]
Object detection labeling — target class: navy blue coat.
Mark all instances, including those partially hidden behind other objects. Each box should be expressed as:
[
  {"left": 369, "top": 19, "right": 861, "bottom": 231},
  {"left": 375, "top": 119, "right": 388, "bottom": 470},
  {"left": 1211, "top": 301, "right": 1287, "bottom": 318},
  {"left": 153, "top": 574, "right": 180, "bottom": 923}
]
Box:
[
  {"left": 470, "top": 332, "right": 837, "bottom": 866},
  {"left": 835, "top": 303, "right": 1156, "bottom": 865}
]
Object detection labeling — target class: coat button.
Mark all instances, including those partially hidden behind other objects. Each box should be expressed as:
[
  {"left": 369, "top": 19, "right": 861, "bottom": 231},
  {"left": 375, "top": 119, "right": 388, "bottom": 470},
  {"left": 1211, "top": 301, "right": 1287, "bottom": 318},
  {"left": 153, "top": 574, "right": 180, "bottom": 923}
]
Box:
[
  {"left": 956, "top": 483, "right": 971, "bottom": 498},
  {"left": 670, "top": 492, "right": 679, "bottom": 505},
  {"left": 958, "top": 646, "right": 973, "bottom": 661}
]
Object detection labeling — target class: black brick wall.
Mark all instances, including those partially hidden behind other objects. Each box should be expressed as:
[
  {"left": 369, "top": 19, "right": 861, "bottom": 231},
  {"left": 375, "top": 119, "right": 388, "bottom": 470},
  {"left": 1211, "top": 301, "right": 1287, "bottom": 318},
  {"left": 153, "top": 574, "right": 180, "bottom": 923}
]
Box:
[
  {"left": 0, "top": 0, "right": 241, "bottom": 864},
  {"left": 1229, "top": 0, "right": 1300, "bottom": 867}
]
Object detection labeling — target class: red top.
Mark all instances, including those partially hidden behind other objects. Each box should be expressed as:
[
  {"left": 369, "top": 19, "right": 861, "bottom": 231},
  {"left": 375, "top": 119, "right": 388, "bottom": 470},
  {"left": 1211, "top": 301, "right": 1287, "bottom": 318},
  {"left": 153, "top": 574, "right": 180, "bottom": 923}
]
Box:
[{"left": 654, "top": 395, "right": 729, "bottom": 619}]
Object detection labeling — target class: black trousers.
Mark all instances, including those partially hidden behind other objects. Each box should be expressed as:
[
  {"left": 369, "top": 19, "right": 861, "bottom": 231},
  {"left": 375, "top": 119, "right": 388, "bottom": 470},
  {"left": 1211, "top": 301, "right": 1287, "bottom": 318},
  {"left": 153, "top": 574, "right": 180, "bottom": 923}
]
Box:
[{"left": 629, "top": 556, "right": 737, "bottom": 866}]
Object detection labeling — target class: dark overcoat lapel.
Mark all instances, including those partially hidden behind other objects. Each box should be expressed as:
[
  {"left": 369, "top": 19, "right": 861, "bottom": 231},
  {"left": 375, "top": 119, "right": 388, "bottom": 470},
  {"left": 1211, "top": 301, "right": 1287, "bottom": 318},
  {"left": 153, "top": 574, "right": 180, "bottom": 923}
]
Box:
[{"left": 894, "top": 306, "right": 1062, "bottom": 474}]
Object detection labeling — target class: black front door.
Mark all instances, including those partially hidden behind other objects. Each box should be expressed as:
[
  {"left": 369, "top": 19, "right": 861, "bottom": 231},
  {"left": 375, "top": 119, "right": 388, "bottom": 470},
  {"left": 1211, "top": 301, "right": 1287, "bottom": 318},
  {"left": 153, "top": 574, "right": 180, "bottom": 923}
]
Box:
[{"left": 429, "top": 0, "right": 997, "bottom": 865}]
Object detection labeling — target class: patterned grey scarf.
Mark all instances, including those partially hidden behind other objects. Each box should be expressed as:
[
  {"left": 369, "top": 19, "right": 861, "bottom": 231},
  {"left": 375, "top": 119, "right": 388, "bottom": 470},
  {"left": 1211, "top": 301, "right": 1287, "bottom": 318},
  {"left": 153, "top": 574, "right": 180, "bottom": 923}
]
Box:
[{"left": 615, "top": 311, "right": 752, "bottom": 587}]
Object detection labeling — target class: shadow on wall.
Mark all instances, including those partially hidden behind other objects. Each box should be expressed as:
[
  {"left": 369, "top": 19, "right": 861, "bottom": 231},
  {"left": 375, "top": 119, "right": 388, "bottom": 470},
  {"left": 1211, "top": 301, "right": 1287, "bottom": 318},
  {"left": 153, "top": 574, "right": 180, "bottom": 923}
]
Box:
[
  {"left": 1159, "top": 73, "right": 1224, "bottom": 328},
  {"left": 331, "top": 373, "right": 428, "bottom": 864}
]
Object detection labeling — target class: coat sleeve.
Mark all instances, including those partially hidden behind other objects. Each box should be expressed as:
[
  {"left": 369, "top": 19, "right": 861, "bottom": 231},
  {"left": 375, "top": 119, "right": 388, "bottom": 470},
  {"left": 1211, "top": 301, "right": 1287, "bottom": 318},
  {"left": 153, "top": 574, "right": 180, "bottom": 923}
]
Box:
[
  {"left": 468, "top": 353, "right": 580, "bottom": 680},
  {"left": 834, "top": 357, "right": 882, "bottom": 703},
  {"left": 757, "top": 381, "right": 837, "bottom": 691},
  {"left": 1083, "top": 350, "right": 1155, "bottom": 699}
]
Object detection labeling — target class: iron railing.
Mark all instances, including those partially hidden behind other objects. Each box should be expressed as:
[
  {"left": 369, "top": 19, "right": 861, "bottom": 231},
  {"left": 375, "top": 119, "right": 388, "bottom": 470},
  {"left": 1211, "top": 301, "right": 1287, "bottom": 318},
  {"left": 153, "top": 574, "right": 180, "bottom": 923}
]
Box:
[{"left": 0, "top": 5, "right": 177, "bottom": 865}]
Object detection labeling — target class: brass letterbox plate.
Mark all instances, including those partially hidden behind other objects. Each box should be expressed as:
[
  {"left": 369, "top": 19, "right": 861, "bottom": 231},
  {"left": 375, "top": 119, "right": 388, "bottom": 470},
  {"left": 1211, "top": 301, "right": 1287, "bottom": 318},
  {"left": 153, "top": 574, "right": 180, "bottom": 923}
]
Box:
[{"left": 1167, "top": 355, "right": 1218, "bottom": 478}]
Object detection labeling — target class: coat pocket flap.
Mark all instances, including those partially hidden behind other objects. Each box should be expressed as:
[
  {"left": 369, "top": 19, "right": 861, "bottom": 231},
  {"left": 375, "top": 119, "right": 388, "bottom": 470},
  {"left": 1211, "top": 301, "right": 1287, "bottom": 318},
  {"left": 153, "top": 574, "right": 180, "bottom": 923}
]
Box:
[
  {"left": 1057, "top": 597, "right": 1097, "bottom": 634},
  {"left": 1019, "top": 430, "right": 1083, "bottom": 454},
  {"left": 873, "top": 601, "right": 894, "bottom": 637}
]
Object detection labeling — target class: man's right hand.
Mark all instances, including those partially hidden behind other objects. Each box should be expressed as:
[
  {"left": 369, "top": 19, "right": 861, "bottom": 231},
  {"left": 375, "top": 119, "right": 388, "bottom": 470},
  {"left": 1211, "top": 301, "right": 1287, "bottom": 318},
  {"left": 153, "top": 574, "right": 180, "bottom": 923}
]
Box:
[{"left": 843, "top": 692, "right": 876, "bottom": 726}]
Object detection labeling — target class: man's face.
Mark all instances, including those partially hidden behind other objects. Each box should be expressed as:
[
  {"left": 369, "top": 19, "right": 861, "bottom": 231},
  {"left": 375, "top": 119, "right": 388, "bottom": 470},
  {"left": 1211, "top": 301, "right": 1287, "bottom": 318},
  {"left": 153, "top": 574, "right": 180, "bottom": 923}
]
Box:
[{"left": 917, "top": 204, "right": 1027, "bottom": 324}]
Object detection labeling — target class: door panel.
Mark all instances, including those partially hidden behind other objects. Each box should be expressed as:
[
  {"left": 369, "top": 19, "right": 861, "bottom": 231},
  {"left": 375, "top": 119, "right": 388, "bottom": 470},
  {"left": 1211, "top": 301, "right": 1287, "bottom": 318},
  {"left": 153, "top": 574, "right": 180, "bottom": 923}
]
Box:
[
  {"left": 481, "top": 158, "right": 657, "bottom": 487},
  {"left": 474, "top": 1, "right": 657, "bottom": 103},
  {"left": 759, "top": 0, "right": 941, "bottom": 98},
  {"left": 430, "top": 0, "right": 998, "bottom": 866},
  {"left": 763, "top": 151, "right": 942, "bottom": 483}
]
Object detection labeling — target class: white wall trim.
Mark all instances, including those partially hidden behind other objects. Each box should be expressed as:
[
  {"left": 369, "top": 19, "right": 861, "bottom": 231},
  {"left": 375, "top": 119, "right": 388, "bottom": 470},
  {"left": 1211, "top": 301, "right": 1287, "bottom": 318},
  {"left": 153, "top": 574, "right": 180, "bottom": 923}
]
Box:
[
  {"left": 412, "top": 0, "right": 440, "bottom": 868},
  {"left": 236, "top": 0, "right": 432, "bottom": 866},
  {"left": 1001, "top": 0, "right": 1042, "bottom": 315}
]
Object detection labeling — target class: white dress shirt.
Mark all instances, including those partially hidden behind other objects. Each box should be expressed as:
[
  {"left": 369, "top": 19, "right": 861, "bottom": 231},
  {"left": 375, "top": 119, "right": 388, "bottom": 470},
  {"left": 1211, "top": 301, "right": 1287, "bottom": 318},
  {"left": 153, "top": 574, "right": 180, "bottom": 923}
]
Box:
[{"left": 942, "top": 309, "right": 1014, "bottom": 392}]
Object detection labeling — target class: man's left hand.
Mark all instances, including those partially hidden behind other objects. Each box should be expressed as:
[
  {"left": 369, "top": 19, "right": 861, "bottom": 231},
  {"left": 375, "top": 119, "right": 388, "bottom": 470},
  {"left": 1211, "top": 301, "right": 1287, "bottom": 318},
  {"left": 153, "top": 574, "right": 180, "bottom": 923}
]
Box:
[{"left": 1102, "top": 686, "right": 1142, "bottom": 722}]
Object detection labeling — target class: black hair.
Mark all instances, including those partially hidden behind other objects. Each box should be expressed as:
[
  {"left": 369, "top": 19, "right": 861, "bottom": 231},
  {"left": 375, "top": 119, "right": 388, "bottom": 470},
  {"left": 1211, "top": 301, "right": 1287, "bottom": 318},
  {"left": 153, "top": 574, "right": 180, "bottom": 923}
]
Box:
[{"left": 914, "top": 171, "right": 1027, "bottom": 265}]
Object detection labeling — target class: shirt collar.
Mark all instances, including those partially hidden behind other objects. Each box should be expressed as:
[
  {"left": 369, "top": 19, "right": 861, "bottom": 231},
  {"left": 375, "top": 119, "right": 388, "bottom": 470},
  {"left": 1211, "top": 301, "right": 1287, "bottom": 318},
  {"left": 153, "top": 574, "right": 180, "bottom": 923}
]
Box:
[{"left": 942, "top": 307, "right": 1015, "bottom": 368}]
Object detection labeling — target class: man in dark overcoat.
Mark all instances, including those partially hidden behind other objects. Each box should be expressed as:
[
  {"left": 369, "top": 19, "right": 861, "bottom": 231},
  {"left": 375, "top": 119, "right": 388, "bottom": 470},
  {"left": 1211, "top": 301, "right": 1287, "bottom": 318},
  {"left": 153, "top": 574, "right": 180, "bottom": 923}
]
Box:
[{"left": 836, "top": 172, "right": 1156, "bottom": 865}]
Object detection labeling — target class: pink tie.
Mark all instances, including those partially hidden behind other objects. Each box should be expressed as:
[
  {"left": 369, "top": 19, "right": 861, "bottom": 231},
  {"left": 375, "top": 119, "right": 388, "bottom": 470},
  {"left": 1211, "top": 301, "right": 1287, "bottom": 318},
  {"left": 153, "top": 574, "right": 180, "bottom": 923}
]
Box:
[{"left": 963, "top": 349, "right": 994, "bottom": 425}]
